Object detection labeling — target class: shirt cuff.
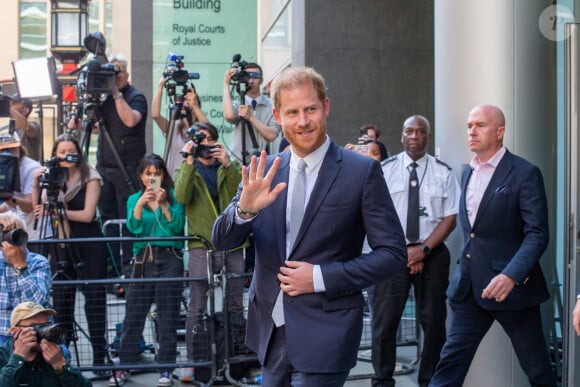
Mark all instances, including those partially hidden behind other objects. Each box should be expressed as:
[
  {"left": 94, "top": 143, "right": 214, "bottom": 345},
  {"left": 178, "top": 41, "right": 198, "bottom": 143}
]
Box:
[
  {"left": 234, "top": 209, "right": 255, "bottom": 224},
  {"left": 313, "top": 265, "right": 326, "bottom": 292}
]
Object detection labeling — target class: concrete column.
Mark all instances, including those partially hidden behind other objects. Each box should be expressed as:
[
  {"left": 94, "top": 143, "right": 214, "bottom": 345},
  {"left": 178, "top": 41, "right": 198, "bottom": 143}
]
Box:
[{"left": 434, "top": 1, "right": 556, "bottom": 386}]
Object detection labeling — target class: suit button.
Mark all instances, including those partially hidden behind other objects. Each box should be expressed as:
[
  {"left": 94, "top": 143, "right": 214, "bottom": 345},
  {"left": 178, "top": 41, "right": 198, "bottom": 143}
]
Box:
[
  {"left": 470, "top": 233, "right": 475, "bottom": 238},
  {"left": 466, "top": 254, "right": 471, "bottom": 259}
]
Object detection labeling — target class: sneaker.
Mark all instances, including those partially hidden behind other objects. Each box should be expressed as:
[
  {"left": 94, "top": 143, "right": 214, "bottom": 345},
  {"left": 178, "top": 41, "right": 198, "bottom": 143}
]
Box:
[
  {"left": 158, "top": 371, "right": 173, "bottom": 386},
  {"left": 178, "top": 367, "right": 194, "bottom": 382},
  {"left": 108, "top": 370, "right": 130, "bottom": 386}
]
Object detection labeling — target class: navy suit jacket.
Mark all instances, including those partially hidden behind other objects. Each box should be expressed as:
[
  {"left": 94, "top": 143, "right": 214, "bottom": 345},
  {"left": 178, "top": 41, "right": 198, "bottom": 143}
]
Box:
[
  {"left": 212, "top": 141, "right": 406, "bottom": 373},
  {"left": 447, "top": 149, "right": 550, "bottom": 310}
]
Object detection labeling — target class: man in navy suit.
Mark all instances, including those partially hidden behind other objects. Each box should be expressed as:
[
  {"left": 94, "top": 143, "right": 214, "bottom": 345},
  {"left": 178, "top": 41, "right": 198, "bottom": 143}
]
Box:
[
  {"left": 212, "top": 67, "right": 407, "bottom": 386},
  {"left": 429, "top": 104, "right": 556, "bottom": 387}
]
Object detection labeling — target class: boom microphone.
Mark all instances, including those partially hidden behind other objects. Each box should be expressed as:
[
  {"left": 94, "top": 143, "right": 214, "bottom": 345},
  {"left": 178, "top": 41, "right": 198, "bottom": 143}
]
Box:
[{"left": 232, "top": 53, "right": 241, "bottom": 63}]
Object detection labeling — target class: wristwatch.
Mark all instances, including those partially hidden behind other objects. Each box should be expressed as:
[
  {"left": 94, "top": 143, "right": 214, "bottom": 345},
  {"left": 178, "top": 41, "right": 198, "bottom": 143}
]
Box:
[
  {"left": 54, "top": 361, "right": 67, "bottom": 374},
  {"left": 421, "top": 243, "right": 431, "bottom": 256},
  {"left": 14, "top": 266, "right": 27, "bottom": 276},
  {"left": 236, "top": 203, "right": 259, "bottom": 217}
]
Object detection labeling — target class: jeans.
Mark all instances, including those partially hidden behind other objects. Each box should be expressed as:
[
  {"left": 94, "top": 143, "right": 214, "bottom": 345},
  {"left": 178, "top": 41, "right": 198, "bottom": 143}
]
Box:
[{"left": 118, "top": 247, "right": 183, "bottom": 371}]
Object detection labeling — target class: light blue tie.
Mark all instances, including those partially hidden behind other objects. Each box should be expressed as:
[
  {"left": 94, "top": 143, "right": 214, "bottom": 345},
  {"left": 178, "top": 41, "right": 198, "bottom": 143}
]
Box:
[
  {"left": 289, "top": 159, "right": 307, "bottom": 248},
  {"left": 272, "top": 159, "right": 307, "bottom": 327}
]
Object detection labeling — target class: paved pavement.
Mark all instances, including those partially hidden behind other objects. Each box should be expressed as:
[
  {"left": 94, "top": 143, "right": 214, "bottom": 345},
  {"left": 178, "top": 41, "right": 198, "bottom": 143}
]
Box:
[
  {"left": 90, "top": 346, "right": 420, "bottom": 386},
  {"left": 77, "top": 285, "right": 421, "bottom": 386}
]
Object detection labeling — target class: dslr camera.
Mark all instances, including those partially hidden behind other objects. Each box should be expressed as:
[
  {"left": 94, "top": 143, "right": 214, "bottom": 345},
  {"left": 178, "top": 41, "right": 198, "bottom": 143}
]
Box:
[
  {"left": 0, "top": 225, "right": 28, "bottom": 246},
  {"left": 180, "top": 126, "right": 218, "bottom": 160},
  {"left": 32, "top": 323, "right": 66, "bottom": 345}
]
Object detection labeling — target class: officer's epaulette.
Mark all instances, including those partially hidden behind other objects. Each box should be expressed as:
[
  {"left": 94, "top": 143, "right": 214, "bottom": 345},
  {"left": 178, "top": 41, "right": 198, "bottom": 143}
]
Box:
[
  {"left": 381, "top": 155, "right": 398, "bottom": 166},
  {"left": 435, "top": 158, "right": 452, "bottom": 170}
]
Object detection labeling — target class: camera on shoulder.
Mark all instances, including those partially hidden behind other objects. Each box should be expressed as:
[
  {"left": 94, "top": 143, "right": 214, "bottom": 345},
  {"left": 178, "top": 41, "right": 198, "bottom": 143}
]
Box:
[{"left": 77, "top": 59, "right": 119, "bottom": 99}]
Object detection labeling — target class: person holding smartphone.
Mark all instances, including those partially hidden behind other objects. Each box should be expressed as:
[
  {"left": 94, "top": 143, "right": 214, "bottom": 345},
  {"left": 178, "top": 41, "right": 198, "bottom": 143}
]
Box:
[
  {"left": 356, "top": 124, "right": 389, "bottom": 160},
  {"left": 174, "top": 121, "right": 247, "bottom": 378},
  {"left": 110, "top": 154, "right": 185, "bottom": 387}
]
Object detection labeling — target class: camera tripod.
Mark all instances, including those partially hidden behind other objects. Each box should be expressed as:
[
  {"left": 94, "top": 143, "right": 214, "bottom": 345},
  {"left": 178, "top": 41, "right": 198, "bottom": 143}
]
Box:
[
  {"left": 35, "top": 194, "right": 90, "bottom": 363},
  {"left": 35, "top": 192, "right": 112, "bottom": 374},
  {"left": 163, "top": 92, "right": 192, "bottom": 163},
  {"left": 78, "top": 97, "right": 136, "bottom": 274},
  {"left": 233, "top": 82, "right": 260, "bottom": 165},
  {"left": 79, "top": 99, "right": 136, "bottom": 194}
]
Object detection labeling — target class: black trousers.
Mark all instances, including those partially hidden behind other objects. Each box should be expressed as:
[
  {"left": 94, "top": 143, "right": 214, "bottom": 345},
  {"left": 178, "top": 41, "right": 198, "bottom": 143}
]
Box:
[
  {"left": 371, "top": 243, "right": 450, "bottom": 387},
  {"left": 51, "top": 240, "right": 108, "bottom": 364},
  {"left": 429, "top": 293, "right": 557, "bottom": 387}
]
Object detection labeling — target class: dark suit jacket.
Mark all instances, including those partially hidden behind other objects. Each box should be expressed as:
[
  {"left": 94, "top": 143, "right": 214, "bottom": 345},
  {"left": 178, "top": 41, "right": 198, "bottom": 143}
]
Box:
[
  {"left": 212, "top": 141, "right": 406, "bottom": 373},
  {"left": 447, "top": 149, "right": 550, "bottom": 310}
]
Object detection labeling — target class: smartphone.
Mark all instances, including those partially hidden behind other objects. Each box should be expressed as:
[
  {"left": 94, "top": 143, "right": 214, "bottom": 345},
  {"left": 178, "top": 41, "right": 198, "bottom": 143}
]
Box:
[
  {"left": 149, "top": 177, "right": 161, "bottom": 191},
  {"left": 352, "top": 144, "right": 370, "bottom": 155}
]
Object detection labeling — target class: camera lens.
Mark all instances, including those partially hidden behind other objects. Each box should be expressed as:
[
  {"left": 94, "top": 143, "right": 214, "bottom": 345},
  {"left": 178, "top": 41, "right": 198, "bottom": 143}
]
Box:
[
  {"left": 34, "top": 323, "right": 66, "bottom": 345},
  {"left": 2, "top": 229, "right": 28, "bottom": 246}
]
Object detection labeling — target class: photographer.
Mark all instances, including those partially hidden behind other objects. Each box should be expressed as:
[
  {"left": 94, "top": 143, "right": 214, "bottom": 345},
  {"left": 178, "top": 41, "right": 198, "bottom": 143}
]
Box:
[
  {"left": 97, "top": 54, "right": 147, "bottom": 267},
  {"left": 0, "top": 212, "right": 51, "bottom": 345},
  {"left": 222, "top": 62, "right": 281, "bottom": 163},
  {"left": 174, "top": 122, "right": 247, "bottom": 375},
  {"left": 8, "top": 94, "right": 41, "bottom": 162},
  {"left": 0, "top": 130, "right": 42, "bottom": 240},
  {"left": 152, "top": 75, "right": 209, "bottom": 178},
  {"left": 0, "top": 301, "right": 91, "bottom": 386},
  {"left": 31, "top": 134, "right": 109, "bottom": 374}
]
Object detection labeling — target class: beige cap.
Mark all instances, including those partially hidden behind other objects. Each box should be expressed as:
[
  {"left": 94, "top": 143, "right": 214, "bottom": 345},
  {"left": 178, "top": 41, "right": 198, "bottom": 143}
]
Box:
[{"left": 10, "top": 301, "right": 56, "bottom": 329}]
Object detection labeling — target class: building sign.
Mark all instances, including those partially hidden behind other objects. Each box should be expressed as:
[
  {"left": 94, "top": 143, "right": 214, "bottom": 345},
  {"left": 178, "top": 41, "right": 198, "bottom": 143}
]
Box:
[{"left": 152, "top": 0, "right": 257, "bottom": 155}]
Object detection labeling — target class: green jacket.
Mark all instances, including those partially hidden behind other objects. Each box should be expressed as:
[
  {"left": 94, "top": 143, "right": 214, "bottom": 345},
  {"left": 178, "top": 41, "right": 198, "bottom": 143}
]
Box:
[
  {"left": 174, "top": 160, "right": 248, "bottom": 250},
  {"left": 0, "top": 338, "right": 92, "bottom": 387}
]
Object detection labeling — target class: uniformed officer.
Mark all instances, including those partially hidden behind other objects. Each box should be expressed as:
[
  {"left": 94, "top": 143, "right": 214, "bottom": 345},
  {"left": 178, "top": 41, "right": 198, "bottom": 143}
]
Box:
[{"left": 371, "top": 115, "right": 460, "bottom": 387}]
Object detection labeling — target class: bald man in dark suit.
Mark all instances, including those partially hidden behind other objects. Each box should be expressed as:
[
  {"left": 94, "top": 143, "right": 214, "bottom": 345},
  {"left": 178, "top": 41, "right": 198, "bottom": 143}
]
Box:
[{"left": 429, "top": 104, "right": 556, "bottom": 387}]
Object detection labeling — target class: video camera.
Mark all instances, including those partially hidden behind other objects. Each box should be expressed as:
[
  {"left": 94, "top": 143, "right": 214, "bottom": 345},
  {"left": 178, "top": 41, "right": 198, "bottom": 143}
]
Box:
[
  {"left": 77, "top": 59, "right": 120, "bottom": 99},
  {"left": 180, "top": 126, "right": 218, "bottom": 160},
  {"left": 229, "top": 53, "right": 250, "bottom": 95},
  {"left": 164, "top": 53, "right": 200, "bottom": 98},
  {"left": 33, "top": 323, "right": 66, "bottom": 345},
  {"left": 38, "top": 155, "right": 79, "bottom": 202},
  {"left": 0, "top": 225, "right": 28, "bottom": 246}
]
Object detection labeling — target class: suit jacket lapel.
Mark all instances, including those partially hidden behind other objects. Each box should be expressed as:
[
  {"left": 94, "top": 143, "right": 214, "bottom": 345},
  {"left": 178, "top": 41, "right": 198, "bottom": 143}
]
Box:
[
  {"left": 460, "top": 166, "right": 473, "bottom": 230},
  {"left": 472, "top": 150, "right": 514, "bottom": 228},
  {"left": 289, "top": 143, "right": 341, "bottom": 258},
  {"left": 272, "top": 152, "right": 290, "bottom": 261}
]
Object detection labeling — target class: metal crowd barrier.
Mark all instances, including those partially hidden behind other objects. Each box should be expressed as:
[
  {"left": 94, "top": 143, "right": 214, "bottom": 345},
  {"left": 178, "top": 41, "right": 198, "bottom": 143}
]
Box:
[
  {"left": 27, "top": 235, "right": 421, "bottom": 385},
  {"left": 28, "top": 236, "right": 259, "bottom": 386},
  {"left": 356, "top": 288, "right": 422, "bottom": 378}
]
